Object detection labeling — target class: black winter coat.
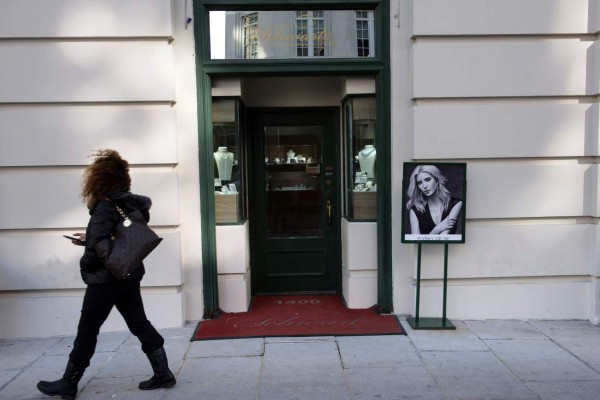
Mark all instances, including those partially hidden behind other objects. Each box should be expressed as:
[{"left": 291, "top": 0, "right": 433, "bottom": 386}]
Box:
[{"left": 80, "top": 192, "right": 151, "bottom": 285}]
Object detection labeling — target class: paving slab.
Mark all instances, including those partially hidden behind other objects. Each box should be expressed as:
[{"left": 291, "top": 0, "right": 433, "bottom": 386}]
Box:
[
  {"left": 526, "top": 379, "right": 600, "bottom": 400},
  {"left": 176, "top": 355, "right": 261, "bottom": 386},
  {"left": 464, "top": 320, "right": 547, "bottom": 340},
  {"left": 187, "top": 338, "right": 264, "bottom": 358},
  {"left": 43, "top": 335, "right": 77, "bottom": 356},
  {"left": 0, "top": 353, "right": 112, "bottom": 400},
  {"left": 95, "top": 331, "right": 131, "bottom": 353},
  {"left": 0, "top": 370, "right": 21, "bottom": 392},
  {"left": 264, "top": 336, "right": 336, "bottom": 343},
  {"left": 530, "top": 320, "right": 600, "bottom": 373},
  {"left": 43, "top": 333, "right": 129, "bottom": 357},
  {"left": 421, "top": 351, "right": 538, "bottom": 399},
  {"left": 172, "top": 356, "right": 261, "bottom": 400},
  {"left": 114, "top": 335, "right": 146, "bottom": 354},
  {"left": 403, "top": 319, "right": 489, "bottom": 352},
  {"left": 78, "top": 376, "right": 168, "bottom": 400},
  {"left": 261, "top": 341, "right": 345, "bottom": 386},
  {"left": 260, "top": 383, "right": 350, "bottom": 400},
  {"left": 337, "top": 335, "right": 422, "bottom": 368},
  {"left": 0, "top": 338, "right": 61, "bottom": 371},
  {"left": 262, "top": 332, "right": 340, "bottom": 396},
  {"left": 163, "top": 380, "right": 256, "bottom": 400},
  {"left": 159, "top": 325, "right": 197, "bottom": 339},
  {"left": 95, "top": 348, "right": 149, "bottom": 378},
  {"left": 346, "top": 365, "right": 444, "bottom": 400},
  {"left": 485, "top": 338, "right": 600, "bottom": 382}
]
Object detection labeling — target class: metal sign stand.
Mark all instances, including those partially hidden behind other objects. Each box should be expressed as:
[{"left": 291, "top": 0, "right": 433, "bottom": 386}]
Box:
[{"left": 407, "top": 243, "right": 456, "bottom": 330}]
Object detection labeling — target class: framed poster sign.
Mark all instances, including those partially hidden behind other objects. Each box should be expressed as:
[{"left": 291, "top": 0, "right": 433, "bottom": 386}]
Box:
[{"left": 401, "top": 163, "right": 467, "bottom": 244}]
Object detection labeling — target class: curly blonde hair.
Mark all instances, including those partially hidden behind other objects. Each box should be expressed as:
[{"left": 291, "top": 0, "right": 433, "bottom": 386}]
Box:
[{"left": 81, "top": 149, "right": 131, "bottom": 203}]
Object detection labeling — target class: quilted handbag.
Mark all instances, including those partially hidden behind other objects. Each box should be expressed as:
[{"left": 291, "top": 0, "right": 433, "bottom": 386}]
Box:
[{"left": 94, "top": 200, "right": 163, "bottom": 279}]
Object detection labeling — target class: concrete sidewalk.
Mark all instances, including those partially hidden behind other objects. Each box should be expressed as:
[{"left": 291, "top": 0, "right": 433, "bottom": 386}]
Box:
[{"left": 1, "top": 318, "right": 600, "bottom": 400}]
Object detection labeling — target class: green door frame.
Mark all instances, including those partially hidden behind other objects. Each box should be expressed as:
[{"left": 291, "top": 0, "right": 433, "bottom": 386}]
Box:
[{"left": 193, "top": 0, "right": 392, "bottom": 318}]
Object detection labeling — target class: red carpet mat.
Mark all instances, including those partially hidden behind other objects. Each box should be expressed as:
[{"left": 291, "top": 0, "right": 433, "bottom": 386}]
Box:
[{"left": 192, "top": 294, "right": 405, "bottom": 341}]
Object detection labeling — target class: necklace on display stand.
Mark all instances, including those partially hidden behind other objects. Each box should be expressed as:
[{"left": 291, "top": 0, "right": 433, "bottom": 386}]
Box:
[
  {"left": 360, "top": 146, "right": 376, "bottom": 157},
  {"left": 214, "top": 147, "right": 234, "bottom": 181},
  {"left": 216, "top": 147, "right": 233, "bottom": 159}
]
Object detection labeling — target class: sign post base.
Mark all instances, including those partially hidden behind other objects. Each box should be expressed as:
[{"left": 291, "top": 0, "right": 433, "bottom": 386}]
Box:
[
  {"left": 407, "top": 316, "right": 455, "bottom": 330},
  {"left": 410, "top": 244, "right": 456, "bottom": 330}
]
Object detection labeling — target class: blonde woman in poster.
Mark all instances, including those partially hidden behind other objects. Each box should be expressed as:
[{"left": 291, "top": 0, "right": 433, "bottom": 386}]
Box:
[{"left": 406, "top": 165, "right": 463, "bottom": 235}]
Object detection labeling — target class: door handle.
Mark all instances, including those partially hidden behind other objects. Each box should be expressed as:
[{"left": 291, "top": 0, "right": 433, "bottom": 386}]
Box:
[{"left": 326, "top": 199, "right": 333, "bottom": 225}]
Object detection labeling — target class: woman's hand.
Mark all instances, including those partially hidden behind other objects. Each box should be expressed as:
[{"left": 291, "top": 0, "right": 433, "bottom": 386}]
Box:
[
  {"left": 432, "top": 217, "right": 456, "bottom": 234},
  {"left": 72, "top": 233, "right": 86, "bottom": 246},
  {"left": 430, "top": 201, "right": 462, "bottom": 235}
]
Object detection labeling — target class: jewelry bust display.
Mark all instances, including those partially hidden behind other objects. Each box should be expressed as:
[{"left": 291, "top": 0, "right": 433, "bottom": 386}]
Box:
[
  {"left": 286, "top": 149, "right": 296, "bottom": 163},
  {"left": 214, "top": 146, "right": 234, "bottom": 181},
  {"left": 357, "top": 144, "right": 376, "bottom": 178}
]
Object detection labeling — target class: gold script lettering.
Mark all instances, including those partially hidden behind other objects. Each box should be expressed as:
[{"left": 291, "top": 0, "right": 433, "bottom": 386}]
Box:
[{"left": 258, "top": 23, "right": 336, "bottom": 47}]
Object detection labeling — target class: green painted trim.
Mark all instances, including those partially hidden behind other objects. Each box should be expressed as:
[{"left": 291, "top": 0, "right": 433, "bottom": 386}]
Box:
[
  {"left": 375, "top": 0, "right": 393, "bottom": 313},
  {"left": 193, "top": 0, "right": 393, "bottom": 316},
  {"left": 201, "top": 0, "right": 382, "bottom": 10},
  {"left": 202, "top": 62, "right": 384, "bottom": 74},
  {"left": 194, "top": 4, "right": 219, "bottom": 319}
]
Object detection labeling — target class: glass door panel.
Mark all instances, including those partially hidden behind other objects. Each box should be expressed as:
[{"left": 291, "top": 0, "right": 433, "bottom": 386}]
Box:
[{"left": 264, "top": 126, "right": 323, "bottom": 237}]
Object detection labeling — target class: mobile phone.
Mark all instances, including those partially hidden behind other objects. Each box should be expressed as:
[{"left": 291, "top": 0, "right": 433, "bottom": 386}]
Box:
[{"left": 63, "top": 235, "right": 85, "bottom": 243}]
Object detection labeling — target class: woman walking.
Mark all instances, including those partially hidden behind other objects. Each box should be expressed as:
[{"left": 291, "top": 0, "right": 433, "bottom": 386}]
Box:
[{"left": 37, "top": 149, "right": 176, "bottom": 399}]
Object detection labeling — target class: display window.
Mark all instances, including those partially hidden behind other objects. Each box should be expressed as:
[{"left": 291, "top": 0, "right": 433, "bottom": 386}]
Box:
[
  {"left": 343, "top": 96, "right": 377, "bottom": 221},
  {"left": 212, "top": 98, "right": 245, "bottom": 224}
]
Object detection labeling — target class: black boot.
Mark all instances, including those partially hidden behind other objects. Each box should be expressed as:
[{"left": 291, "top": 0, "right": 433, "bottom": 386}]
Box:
[
  {"left": 37, "top": 361, "right": 83, "bottom": 400},
  {"left": 139, "top": 347, "right": 176, "bottom": 390}
]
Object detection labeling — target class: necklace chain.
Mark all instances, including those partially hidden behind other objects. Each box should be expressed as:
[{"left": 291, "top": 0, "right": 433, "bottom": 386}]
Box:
[
  {"left": 215, "top": 152, "right": 232, "bottom": 160},
  {"left": 360, "top": 147, "right": 376, "bottom": 157}
]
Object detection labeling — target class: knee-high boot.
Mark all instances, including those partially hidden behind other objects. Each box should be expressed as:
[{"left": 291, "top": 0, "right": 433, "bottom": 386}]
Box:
[
  {"left": 139, "top": 347, "right": 176, "bottom": 390},
  {"left": 37, "top": 361, "right": 84, "bottom": 400}
]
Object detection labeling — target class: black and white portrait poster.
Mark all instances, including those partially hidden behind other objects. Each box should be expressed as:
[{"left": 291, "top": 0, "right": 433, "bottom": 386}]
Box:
[{"left": 401, "top": 163, "right": 467, "bottom": 244}]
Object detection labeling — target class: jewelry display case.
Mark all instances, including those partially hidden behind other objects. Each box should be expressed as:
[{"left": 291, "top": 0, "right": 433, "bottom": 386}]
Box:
[
  {"left": 343, "top": 96, "right": 377, "bottom": 221},
  {"left": 212, "top": 98, "right": 245, "bottom": 224}
]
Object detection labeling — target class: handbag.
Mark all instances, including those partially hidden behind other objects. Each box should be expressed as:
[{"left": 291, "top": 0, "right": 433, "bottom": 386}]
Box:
[{"left": 94, "top": 199, "right": 163, "bottom": 279}]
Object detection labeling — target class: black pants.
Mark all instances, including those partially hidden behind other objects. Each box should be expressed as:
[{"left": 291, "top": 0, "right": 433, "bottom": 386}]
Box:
[{"left": 69, "top": 278, "right": 164, "bottom": 370}]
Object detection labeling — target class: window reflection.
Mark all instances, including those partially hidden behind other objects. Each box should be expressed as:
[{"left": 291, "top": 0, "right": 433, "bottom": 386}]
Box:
[
  {"left": 243, "top": 13, "right": 259, "bottom": 59},
  {"left": 210, "top": 10, "right": 375, "bottom": 59},
  {"left": 296, "top": 11, "right": 325, "bottom": 57},
  {"left": 355, "top": 11, "right": 372, "bottom": 57}
]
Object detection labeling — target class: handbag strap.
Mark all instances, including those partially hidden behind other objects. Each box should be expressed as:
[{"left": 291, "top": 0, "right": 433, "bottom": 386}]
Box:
[{"left": 104, "top": 198, "right": 132, "bottom": 226}]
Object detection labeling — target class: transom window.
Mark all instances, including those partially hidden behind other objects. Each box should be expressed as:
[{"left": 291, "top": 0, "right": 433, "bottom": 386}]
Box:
[{"left": 209, "top": 9, "right": 377, "bottom": 60}]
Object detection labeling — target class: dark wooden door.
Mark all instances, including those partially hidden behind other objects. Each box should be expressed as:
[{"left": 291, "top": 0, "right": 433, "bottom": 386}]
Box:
[{"left": 249, "top": 108, "right": 340, "bottom": 294}]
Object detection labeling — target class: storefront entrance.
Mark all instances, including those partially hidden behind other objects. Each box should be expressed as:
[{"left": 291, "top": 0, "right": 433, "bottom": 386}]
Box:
[
  {"left": 249, "top": 108, "right": 341, "bottom": 294},
  {"left": 194, "top": 0, "right": 393, "bottom": 317}
]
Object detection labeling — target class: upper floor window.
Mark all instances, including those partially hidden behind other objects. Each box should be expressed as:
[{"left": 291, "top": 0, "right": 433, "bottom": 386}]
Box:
[{"left": 296, "top": 11, "right": 325, "bottom": 57}]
